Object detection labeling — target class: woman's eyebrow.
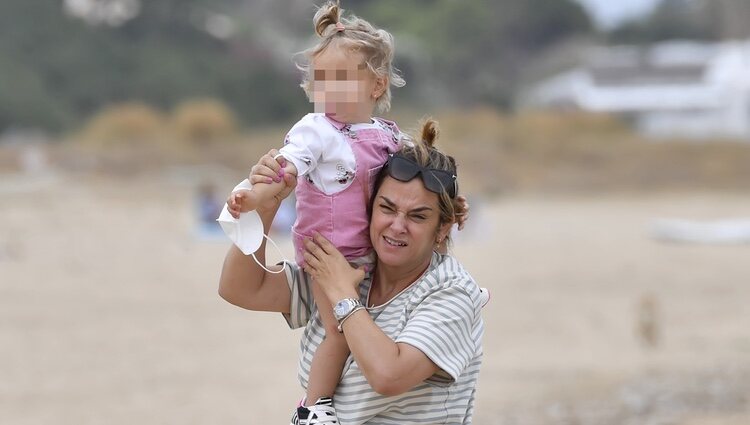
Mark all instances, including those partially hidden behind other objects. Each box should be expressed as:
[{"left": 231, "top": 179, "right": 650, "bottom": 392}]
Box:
[
  {"left": 409, "top": 206, "right": 434, "bottom": 214},
  {"left": 378, "top": 196, "right": 396, "bottom": 207},
  {"left": 378, "top": 196, "right": 433, "bottom": 213}
]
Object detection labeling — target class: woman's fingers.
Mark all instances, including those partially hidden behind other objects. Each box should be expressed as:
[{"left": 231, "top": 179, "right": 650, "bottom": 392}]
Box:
[
  {"left": 302, "top": 251, "right": 321, "bottom": 270},
  {"left": 312, "top": 231, "right": 335, "bottom": 255},
  {"left": 303, "top": 237, "right": 324, "bottom": 262},
  {"left": 251, "top": 163, "right": 281, "bottom": 181},
  {"left": 262, "top": 149, "right": 282, "bottom": 172},
  {"left": 249, "top": 173, "right": 274, "bottom": 185}
]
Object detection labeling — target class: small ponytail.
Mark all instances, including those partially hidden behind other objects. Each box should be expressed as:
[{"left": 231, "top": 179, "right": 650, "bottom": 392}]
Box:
[
  {"left": 313, "top": 1, "right": 341, "bottom": 37},
  {"left": 420, "top": 118, "right": 439, "bottom": 148},
  {"left": 414, "top": 118, "right": 457, "bottom": 173}
]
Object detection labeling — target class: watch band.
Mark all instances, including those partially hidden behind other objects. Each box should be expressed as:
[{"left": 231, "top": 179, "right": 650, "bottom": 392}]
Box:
[
  {"left": 333, "top": 297, "right": 363, "bottom": 321},
  {"left": 337, "top": 306, "right": 366, "bottom": 333}
]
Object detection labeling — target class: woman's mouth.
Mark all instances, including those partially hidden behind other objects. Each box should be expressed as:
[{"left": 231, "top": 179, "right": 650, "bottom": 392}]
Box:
[{"left": 383, "top": 236, "right": 407, "bottom": 247}]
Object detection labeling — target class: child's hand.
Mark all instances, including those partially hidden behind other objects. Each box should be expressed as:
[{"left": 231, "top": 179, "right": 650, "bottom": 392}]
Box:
[
  {"left": 455, "top": 195, "right": 470, "bottom": 231},
  {"left": 226, "top": 189, "right": 252, "bottom": 219}
]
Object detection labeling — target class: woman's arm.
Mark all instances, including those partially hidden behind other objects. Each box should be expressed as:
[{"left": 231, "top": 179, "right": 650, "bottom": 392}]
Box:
[
  {"left": 218, "top": 151, "right": 297, "bottom": 313},
  {"left": 301, "top": 233, "right": 440, "bottom": 396},
  {"left": 340, "top": 311, "right": 440, "bottom": 396}
]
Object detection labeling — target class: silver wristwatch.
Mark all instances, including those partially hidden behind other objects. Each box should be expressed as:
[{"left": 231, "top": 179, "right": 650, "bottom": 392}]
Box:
[{"left": 333, "top": 298, "right": 363, "bottom": 322}]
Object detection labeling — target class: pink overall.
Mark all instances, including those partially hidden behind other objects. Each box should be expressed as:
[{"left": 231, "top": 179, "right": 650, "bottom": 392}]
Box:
[{"left": 292, "top": 116, "right": 401, "bottom": 265}]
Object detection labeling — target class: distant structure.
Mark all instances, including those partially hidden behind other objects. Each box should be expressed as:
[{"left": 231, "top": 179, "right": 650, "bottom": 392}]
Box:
[{"left": 523, "top": 39, "right": 750, "bottom": 140}]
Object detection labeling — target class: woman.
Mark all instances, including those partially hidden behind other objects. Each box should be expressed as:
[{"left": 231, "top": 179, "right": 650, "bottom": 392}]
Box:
[{"left": 218, "top": 120, "right": 485, "bottom": 424}]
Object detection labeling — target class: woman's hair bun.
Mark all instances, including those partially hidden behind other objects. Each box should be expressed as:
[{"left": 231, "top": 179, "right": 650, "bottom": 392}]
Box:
[
  {"left": 313, "top": 1, "right": 341, "bottom": 37},
  {"left": 420, "top": 118, "right": 439, "bottom": 148}
]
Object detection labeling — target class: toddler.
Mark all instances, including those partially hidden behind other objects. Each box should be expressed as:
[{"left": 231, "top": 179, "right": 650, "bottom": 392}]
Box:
[{"left": 221, "top": 2, "right": 404, "bottom": 424}]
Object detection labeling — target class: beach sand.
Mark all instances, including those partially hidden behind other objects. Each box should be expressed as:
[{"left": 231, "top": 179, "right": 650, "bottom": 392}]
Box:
[{"left": 1, "top": 173, "right": 749, "bottom": 424}]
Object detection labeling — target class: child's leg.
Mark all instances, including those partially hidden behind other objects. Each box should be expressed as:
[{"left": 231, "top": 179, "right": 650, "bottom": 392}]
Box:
[{"left": 306, "top": 279, "right": 351, "bottom": 404}]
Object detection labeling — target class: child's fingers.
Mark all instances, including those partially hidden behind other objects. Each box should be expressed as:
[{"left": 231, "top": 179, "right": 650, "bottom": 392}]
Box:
[
  {"left": 270, "top": 150, "right": 287, "bottom": 168},
  {"left": 227, "top": 196, "right": 240, "bottom": 218},
  {"left": 231, "top": 192, "right": 244, "bottom": 206},
  {"left": 283, "top": 172, "right": 297, "bottom": 187}
]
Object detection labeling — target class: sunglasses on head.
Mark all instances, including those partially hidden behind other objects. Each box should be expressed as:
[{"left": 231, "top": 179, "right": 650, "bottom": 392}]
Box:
[{"left": 384, "top": 153, "right": 457, "bottom": 199}]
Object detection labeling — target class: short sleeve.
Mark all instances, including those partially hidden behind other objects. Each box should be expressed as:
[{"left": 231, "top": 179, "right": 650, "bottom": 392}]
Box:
[
  {"left": 281, "top": 261, "right": 314, "bottom": 329},
  {"left": 278, "top": 114, "right": 327, "bottom": 177},
  {"left": 396, "top": 284, "right": 477, "bottom": 383}
]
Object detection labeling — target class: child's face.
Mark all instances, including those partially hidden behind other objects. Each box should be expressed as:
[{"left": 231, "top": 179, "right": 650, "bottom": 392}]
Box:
[{"left": 310, "top": 46, "right": 381, "bottom": 119}]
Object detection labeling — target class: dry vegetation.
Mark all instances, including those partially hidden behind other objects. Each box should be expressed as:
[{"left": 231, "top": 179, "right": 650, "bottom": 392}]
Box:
[
  {"left": 426, "top": 108, "right": 750, "bottom": 195},
  {"left": 2, "top": 104, "right": 749, "bottom": 195}
]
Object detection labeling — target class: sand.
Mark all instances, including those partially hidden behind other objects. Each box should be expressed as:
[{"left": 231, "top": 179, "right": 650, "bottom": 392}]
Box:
[{"left": 1, "top": 172, "right": 749, "bottom": 424}]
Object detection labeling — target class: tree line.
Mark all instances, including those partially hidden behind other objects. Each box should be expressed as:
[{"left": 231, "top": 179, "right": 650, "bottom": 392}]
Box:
[{"left": 3, "top": 0, "right": 746, "bottom": 136}]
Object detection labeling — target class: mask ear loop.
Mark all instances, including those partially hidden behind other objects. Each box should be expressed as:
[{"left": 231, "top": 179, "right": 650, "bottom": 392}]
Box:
[{"left": 250, "top": 233, "right": 288, "bottom": 274}]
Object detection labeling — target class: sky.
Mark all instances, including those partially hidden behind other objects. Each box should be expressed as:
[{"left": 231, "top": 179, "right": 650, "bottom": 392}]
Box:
[{"left": 574, "top": 0, "right": 661, "bottom": 29}]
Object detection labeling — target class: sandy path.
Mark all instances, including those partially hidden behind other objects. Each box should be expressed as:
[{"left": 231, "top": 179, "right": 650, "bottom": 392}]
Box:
[{"left": 1, "top": 174, "right": 748, "bottom": 424}]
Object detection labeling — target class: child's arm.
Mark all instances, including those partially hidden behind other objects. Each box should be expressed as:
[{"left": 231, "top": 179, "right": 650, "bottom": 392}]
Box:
[
  {"left": 226, "top": 155, "right": 297, "bottom": 219},
  {"left": 227, "top": 114, "right": 325, "bottom": 218}
]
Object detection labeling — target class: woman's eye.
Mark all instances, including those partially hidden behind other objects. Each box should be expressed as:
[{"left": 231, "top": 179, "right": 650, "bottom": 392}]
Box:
[
  {"left": 379, "top": 204, "right": 395, "bottom": 213},
  {"left": 411, "top": 215, "right": 426, "bottom": 221}
]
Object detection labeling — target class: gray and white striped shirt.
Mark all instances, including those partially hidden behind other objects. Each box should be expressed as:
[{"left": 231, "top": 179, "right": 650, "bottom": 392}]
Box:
[{"left": 283, "top": 252, "right": 484, "bottom": 424}]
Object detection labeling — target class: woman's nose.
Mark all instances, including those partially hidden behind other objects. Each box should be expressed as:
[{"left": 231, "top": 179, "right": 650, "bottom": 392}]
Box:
[{"left": 390, "top": 214, "right": 407, "bottom": 233}]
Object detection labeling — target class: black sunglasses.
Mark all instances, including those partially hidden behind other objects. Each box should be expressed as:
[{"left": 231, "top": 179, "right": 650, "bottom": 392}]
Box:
[{"left": 384, "top": 153, "right": 457, "bottom": 198}]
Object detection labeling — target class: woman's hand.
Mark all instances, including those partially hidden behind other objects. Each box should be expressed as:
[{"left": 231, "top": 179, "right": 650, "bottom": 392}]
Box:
[
  {"left": 248, "top": 149, "right": 296, "bottom": 211},
  {"left": 302, "top": 232, "right": 365, "bottom": 303}
]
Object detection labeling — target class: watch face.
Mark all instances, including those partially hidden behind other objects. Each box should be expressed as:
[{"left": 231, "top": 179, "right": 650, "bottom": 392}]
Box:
[{"left": 334, "top": 299, "right": 354, "bottom": 319}]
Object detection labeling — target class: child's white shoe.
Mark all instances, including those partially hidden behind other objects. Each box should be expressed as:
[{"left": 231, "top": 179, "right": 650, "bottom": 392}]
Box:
[{"left": 290, "top": 397, "right": 339, "bottom": 425}]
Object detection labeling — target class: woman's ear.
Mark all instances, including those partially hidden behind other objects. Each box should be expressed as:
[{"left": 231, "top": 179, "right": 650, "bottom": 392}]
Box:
[{"left": 436, "top": 221, "right": 452, "bottom": 244}]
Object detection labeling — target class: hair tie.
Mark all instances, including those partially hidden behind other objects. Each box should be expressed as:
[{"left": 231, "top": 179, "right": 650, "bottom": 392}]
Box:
[{"left": 335, "top": 22, "right": 345, "bottom": 32}]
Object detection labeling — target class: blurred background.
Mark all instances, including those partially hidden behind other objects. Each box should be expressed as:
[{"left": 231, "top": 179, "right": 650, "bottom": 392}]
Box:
[{"left": 1, "top": 0, "right": 749, "bottom": 424}]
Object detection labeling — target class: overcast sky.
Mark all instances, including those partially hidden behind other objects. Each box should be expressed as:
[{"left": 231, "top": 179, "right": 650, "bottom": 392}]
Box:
[{"left": 574, "top": 0, "right": 661, "bottom": 29}]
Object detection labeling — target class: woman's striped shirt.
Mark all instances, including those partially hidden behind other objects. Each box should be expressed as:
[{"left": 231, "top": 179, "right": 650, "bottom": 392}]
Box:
[{"left": 282, "top": 252, "right": 485, "bottom": 424}]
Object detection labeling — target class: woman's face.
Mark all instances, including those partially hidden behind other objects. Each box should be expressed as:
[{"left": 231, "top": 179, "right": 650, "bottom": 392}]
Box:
[{"left": 370, "top": 177, "right": 451, "bottom": 271}]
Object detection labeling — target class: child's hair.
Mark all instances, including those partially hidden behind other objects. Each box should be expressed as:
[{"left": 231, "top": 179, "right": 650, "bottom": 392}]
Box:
[
  {"left": 370, "top": 119, "right": 464, "bottom": 245},
  {"left": 298, "top": 0, "right": 405, "bottom": 114}
]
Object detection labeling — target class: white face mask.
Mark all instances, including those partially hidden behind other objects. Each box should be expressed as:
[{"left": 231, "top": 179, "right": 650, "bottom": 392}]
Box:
[{"left": 216, "top": 179, "right": 287, "bottom": 274}]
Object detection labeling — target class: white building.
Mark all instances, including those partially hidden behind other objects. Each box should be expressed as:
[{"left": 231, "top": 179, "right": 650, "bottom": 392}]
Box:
[{"left": 523, "top": 39, "right": 750, "bottom": 140}]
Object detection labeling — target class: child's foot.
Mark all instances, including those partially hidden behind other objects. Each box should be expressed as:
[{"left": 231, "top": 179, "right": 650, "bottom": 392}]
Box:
[{"left": 290, "top": 397, "right": 339, "bottom": 425}]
